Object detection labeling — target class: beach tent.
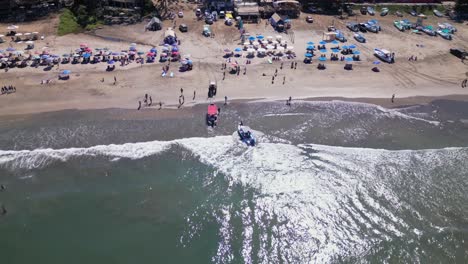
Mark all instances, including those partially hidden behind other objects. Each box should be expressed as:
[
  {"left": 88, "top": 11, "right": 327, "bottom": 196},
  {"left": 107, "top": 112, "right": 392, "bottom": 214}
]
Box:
[
  {"left": 146, "top": 17, "right": 162, "bottom": 31},
  {"left": 322, "top": 32, "right": 336, "bottom": 41}
]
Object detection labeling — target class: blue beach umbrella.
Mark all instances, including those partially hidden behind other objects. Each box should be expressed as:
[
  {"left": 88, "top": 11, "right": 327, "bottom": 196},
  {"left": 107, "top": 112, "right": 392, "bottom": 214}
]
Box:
[
  {"left": 319, "top": 41, "right": 327, "bottom": 45},
  {"left": 107, "top": 60, "right": 115, "bottom": 65},
  {"left": 111, "top": 52, "right": 120, "bottom": 56},
  {"left": 234, "top": 47, "right": 242, "bottom": 52},
  {"left": 305, "top": 53, "right": 313, "bottom": 58},
  {"left": 349, "top": 44, "right": 357, "bottom": 49},
  {"left": 319, "top": 57, "right": 327, "bottom": 61},
  {"left": 256, "top": 35, "right": 264, "bottom": 40},
  {"left": 41, "top": 54, "right": 50, "bottom": 59},
  {"left": 331, "top": 48, "right": 340, "bottom": 53},
  {"left": 172, "top": 47, "right": 179, "bottom": 52},
  {"left": 306, "top": 45, "right": 315, "bottom": 50},
  {"left": 61, "top": 70, "right": 71, "bottom": 75},
  {"left": 248, "top": 36, "right": 256, "bottom": 41},
  {"left": 150, "top": 48, "right": 157, "bottom": 53},
  {"left": 373, "top": 61, "right": 381, "bottom": 64},
  {"left": 345, "top": 57, "right": 353, "bottom": 62},
  {"left": 319, "top": 49, "right": 327, "bottom": 53},
  {"left": 82, "top": 53, "right": 91, "bottom": 58},
  {"left": 342, "top": 45, "right": 349, "bottom": 49},
  {"left": 6, "top": 47, "right": 15, "bottom": 52},
  {"left": 307, "top": 41, "right": 314, "bottom": 45},
  {"left": 137, "top": 51, "right": 145, "bottom": 55},
  {"left": 353, "top": 50, "right": 361, "bottom": 55},
  {"left": 331, "top": 40, "right": 339, "bottom": 45}
]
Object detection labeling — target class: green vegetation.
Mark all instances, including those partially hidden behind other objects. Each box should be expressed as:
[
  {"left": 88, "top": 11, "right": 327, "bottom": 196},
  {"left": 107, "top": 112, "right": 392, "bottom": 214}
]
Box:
[{"left": 57, "top": 9, "right": 81, "bottom": 36}]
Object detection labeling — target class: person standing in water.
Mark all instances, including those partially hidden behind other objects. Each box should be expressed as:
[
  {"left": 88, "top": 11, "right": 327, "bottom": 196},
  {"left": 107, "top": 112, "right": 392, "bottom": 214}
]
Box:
[
  {"left": 391, "top": 94, "right": 395, "bottom": 103},
  {"left": 193, "top": 90, "right": 196, "bottom": 100},
  {"left": 137, "top": 101, "right": 141, "bottom": 110},
  {"left": 224, "top": 96, "right": 228, "bottom": 105}
]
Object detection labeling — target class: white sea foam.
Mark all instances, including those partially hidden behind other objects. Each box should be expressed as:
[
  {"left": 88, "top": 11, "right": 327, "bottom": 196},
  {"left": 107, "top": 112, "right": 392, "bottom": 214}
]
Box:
[{"left": 1, "top": 135, "right": 466, "bottom": 262}]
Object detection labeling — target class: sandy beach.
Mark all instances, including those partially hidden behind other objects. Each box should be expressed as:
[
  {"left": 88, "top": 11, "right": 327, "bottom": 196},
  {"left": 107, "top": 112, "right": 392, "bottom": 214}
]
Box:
[{"left": 1, "top": 5, "right": 468, "bottom": 116}]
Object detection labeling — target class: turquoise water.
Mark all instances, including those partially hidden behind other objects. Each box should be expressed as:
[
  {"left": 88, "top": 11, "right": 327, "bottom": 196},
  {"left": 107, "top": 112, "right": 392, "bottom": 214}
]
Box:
[{"left": 1, "top": 100, "right": 468, "bottom": 263}]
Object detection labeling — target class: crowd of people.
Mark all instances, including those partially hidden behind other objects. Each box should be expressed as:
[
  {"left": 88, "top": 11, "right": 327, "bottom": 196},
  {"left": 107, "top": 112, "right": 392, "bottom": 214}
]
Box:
[{"left": 1, "top": 85, "right": 16, "bottom": 95}]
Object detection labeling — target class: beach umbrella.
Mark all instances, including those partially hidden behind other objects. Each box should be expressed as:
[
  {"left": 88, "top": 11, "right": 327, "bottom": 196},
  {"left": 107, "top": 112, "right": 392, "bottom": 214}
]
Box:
[
  {"left": 62, "top": 54, "right": 69, "bottom": 57},
  {"left": 172, "top": 51, "right": 179, "bottom": 55},
  {"left": 41, "top": 54, "right": 50, "bottom": 60},
  {"left": 147, "top": 52, "right": 155, "bottom": 57},
  {"left": 130, "top": 43, "right": 137, "bottom": 46},
  {"left": 111, "top": 52, "right": 120, "bottom": 56},
  {"left": 331, "top": 40, "right": 339, "bottom": 45},
  {"left": 305, "top": 53, "right": 313, "bottom": 58},
  {"left": 248, "top": 36, "right": 256, "bottom": 41},
  {"left": 129, "top": 46, "right": 136, "bottom": 51},
  {"left": 353, "top": 50, "right": 361, "bottom": 55},
  {"left": 129, "top": 51, "right": 136, "bottom": 55},
  {"left": 61, "top": 70, "right": 71, "bottom": 75},
  {"left": 15, "top": 33, "right": 23, "bottom": 36},
  {"left": 277, "top": 46, "right": 285, "bottom": 51},
  {"left": 373, "top": 61, "right": 381, "bottom": 64},
  {"left": 107, "top": 60, "right": 115, "bottom": 65},
  {"left": 342, "top": 45, "right": 349, "bottom": 49},
  {"left": 25, "top": 40, "right": 34, "bottom": 44},
  {"left": 247, "top": 48, "right": 255, "bottom": 53},
  {"left": 287, "top": 46, "right": 294, "bottom": 50},
  {"left": 234, "top": 47, "right": 242, "bottom": 52},
  {"left": 307, "top": 45, "right": 315, "bottom": 50},
  {"left": 257, "top": 48, "right": 266, "bottom": 53},
  {"left": 276, "top": 35, "right": 282, "bottom": 40},
  {"left": 319, "top": 49, "right": 327, "bottom": 53},
  {"left": 82, "top": 53, "right": 91, "bottom": 58},
  {"left": 72, "top": 54, "right": 80, "bottom": 57},
  {"left": 6, "top": 47, "right": 15, "bottom": 52},
  {"left": 80, "top": 43, "right": 88, "bottom": 48},
  {"left": 7, "top": 25, "right": 19, "bottom": 30},
  {"left": 172, "top": 47, "right": 179, "bottom": 52},
  {"left": 331, "top": 48, "right": 340, "bottom": 53},
  {"left": 243, "top": 41, "right": 250, "bottom": 46},
  {"left": 187, "top": 59, "right": 193, "bottom": 65},
  {"left": 319, "top": 57, "right": 327, "bottom": 61},
  {"left": 162, "top": 46, "right": 169, "bottom": 51},
  {"left": 137, "top": 51, "right": 145, "bottom": 55},
  {"left": 319, "top": 41, "right": 327, "bottom": 45},
  {"left": 103, "top": 47, "right": 109, "bottom": 51},
  {"left": 267, "top": 36, "right": 273, "bottom": 41},
  {"left": 307, "top": 41, "right": 314, "bottom": 45},
  {"left": 24, "top": 33, "right": 31, "bottom": 36},
  {"left": 256, "top": 35, "right": 264, "bottom": 40},
  {"left": 224, "top": 48, "right": 231, "bottom": 53},
  {"left": 150, "top": 48, "right": 157, "bottom": 53},
  {"left": 348, "top": 44, "right": 356, "bottom": 49},
  {"left": 345, "top": 57, "right": 353, "bottom": 62}
]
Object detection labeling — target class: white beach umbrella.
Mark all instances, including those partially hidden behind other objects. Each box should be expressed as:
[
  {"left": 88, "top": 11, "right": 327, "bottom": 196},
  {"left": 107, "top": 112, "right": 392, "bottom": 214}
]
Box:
[
  {"left": 32, "top": 32, "right": 39, "bottom": 34},
  {"left": 257, "top": 48, "right": 266, "bottom": 53},
  {"left": 287, "top": 46, "right": 294, "bottom": 50},
  {"left": 130, "top": 43, "right": 137, "bottom": 46},
  {"left": 247, "top": 48, "right": 255, "bottom": 53},
  {"left": 243, "top": 41, "right": 250, "bottom": 46},
  {"left": 7, "top": 25, "right": 18, "bottom": 30},
  {"left": 267, "top": 36, "right": 273, "bottom": 41},
  {"left": 24, "top": 32, "right": 31, "bottom": 36},
  {"left": 277, "top": 46, "right": 285, "bottom": 51},
  {"left": 26, "top": 40, "right": 34, "bottom": 44},
  {"left": 276, "top": 35, "right": 282, "bottom": 41},
  {"left": 15, "top": 33, "right": 23, "bottom": 36},
  {"left": 280, "top": 40, "right": 287, "bottom": 46},
  {"left": 266, "top": 45, "right": 274, "bottom": 50}
]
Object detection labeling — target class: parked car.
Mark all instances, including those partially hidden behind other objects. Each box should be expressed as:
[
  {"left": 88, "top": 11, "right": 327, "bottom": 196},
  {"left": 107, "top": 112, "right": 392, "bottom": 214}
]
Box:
[
  {"left": 335, "top": 30, "right": 347, "bottom": 42},
  {"left": 380, "top": 7, "right": 389, "bottom": 16},
  {"left": 450, "top": 48, "right": 467, "bottom": 59},
  {"left": 306, "top": 15, "right": 313, "bottom": 23},
  {"left": 409, "top": 10, "right": 417, "bottom": 16},
  {"left": 219, "top": 11, "right": 225, "bottom": 19},
  {"left": 178, "top": 11, "right": 184, "bottom": 18},
  {"left": 179, "top": 24, "right": 188, "bottom": 32},
  {"left": 367, "top": 6, "right": 375, "bottom": 16},
  {"left": 395, "top": 11, "right": 403, "bottom": 17},
  {"left": 365, "top": 23, "right": 379, "bottom": 33},
  {"left": 205, "top": 16, "right": 213, "bottom": 25}
]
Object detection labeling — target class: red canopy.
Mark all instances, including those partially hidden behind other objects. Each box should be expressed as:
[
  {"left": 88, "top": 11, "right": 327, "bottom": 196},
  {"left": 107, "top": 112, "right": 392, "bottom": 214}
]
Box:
[{"left": 207, "top": 104, "right": 218, "bottom": 115}]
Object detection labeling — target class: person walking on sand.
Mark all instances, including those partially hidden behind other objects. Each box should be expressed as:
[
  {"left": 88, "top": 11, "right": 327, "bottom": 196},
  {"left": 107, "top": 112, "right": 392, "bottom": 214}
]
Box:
[
  {"left": 288, "top": 96, "right": 292, "bottom": 106},
  {"left": 224, "top": 96, "right": 228, "bottom": 105},
  {"left": 159, "top": 102, "right": 162, "bottom": 110},
  {"left": 137, "top": 101, "right": 141, "bottom": 110},
  {"left": 223, "top": 71, "right": 226, "bottom": 80},
  {"left": 294, "top": 62, "right": 297, "bottom": 69},
  {"left": 244, "top": 67, "right": 247, "bottom": 75},
  {"left": 462, "top": 79, "right": 467, "bottom": 88},
  {"left": 283, "top": 76, "right": 286, "bottom": 85},
  {"left": 149, "top": 96, "right": 152, "bottom": 106},
  {"left": 193, "top": 90, "right": 196, "bottom": 100},
  {"left": 113, "top": 76, "right": 117, "bottom": 85},
  {"left": 291, "top": 61, "right": 294, "bottom": 69},
  {"left": 391, "top": 94, "right": 395, "bottom": 103},
  {"left": 180, "top": 88, "right": 184, "bottom": 95}
]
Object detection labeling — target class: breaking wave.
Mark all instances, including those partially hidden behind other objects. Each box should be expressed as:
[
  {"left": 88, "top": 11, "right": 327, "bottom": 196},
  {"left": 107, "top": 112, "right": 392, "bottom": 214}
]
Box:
[{"left": 1, "top": 134, "right": 467, "bottom": 263}]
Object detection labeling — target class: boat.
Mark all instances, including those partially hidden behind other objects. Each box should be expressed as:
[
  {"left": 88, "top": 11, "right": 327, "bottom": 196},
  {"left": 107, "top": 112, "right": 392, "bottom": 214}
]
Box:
[
  {"left": 374, "top": 48, "right": 394, "bottom": 63},
  {"left": 380, "top": 7, "right": 389, "bottom": 16},
  {"left": 436, "top": 29, "right": 452, "bottom": 40},
  {"left": 354, "top": 33, "right": 366, "bottom": 43},
  {"left": 237, "top": 122, "right": 256, "bottom": 146},
  {"left": 346, "top": 22, "right": 359, "bottom": 32},
  {"left": 335, "top": 30, "right": 347, "bottom": 42},
  {"left": 394, "top": 20, "right": 405, "bottom": 31},
  {"left": 206, "top": 104, "right": 219, "bottom": 127},
  {"left": 422, "top": 26, "right": 436, "bottom": 36},
  {"left": 433, "top": 9, "right": 443, "bottom": 17},
  {"left": 367, "top": 6, "right": 375, "bottom": 16},
  {"left": 438, "top": 22, "right": 456, "bottom": 33},
  {"left": 364, "top": 23, "right": 378, "bottom": 33}
]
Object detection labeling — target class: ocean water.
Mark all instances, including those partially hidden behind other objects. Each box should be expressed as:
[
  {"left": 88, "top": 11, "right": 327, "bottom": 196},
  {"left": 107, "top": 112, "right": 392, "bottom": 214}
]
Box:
[{"left": 0, "top": 100, "right": 468, "bottom": 263}]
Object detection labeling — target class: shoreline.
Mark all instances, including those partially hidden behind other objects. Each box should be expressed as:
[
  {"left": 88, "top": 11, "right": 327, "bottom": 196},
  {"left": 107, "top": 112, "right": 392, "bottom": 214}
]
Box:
[{"left": 1, "top": 94, "right": 468, "bottom": 120}]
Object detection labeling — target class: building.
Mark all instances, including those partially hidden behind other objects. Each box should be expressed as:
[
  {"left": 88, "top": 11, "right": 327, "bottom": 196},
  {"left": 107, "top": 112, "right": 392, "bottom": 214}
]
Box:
[
  {"left": 0, "top": 0, "right": 62, "bottom": 22},
  {"left": 234, "top": 1, "right": 260, "bottom": 23}
]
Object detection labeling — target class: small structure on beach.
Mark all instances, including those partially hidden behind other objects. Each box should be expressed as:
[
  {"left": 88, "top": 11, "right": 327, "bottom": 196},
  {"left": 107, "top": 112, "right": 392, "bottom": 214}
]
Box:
[
  {"left": 164, "top": 28, "right": 177, "bottom": 45},
  {"left": 145, "top": 17, "right": 162, "bottom": 31},
  {"left": 235, "top": 2, "right": 260, "bottom": 23}
]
